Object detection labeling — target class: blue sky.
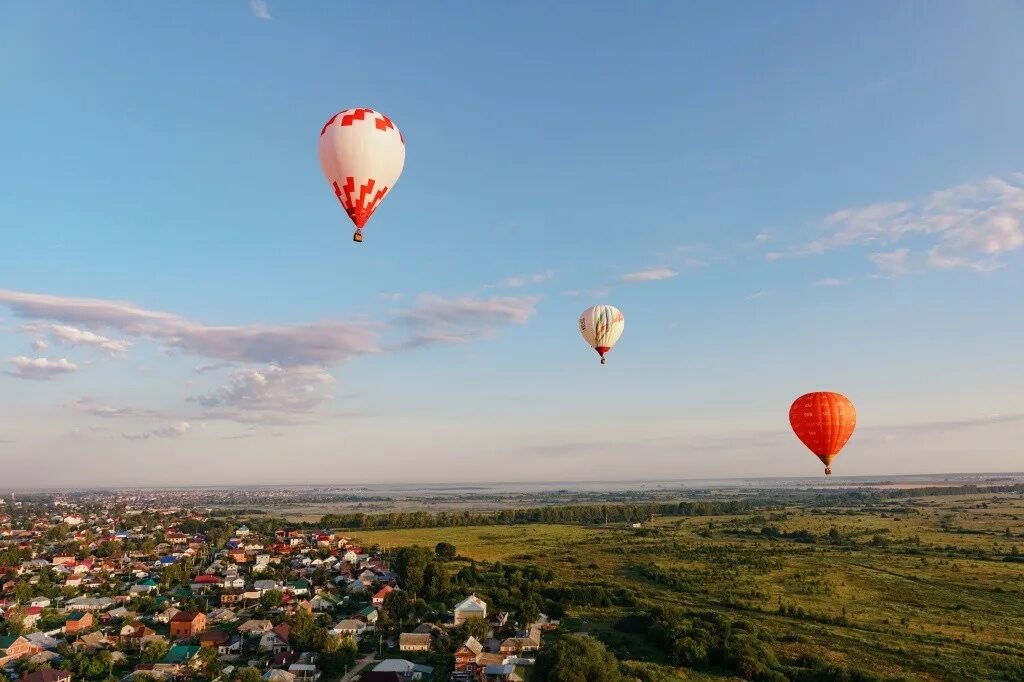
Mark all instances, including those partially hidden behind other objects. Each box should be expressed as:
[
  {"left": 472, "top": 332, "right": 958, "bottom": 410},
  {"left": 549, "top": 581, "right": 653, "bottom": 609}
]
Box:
[{"left": 1, "top": 1, "right": 1022, "bottom": 486}]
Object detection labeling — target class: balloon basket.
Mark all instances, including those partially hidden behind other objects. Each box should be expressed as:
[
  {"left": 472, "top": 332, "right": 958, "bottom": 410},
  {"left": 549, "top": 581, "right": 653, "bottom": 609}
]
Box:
[{"left": 353, "top": 231, "right": 363, "bottom": 243}]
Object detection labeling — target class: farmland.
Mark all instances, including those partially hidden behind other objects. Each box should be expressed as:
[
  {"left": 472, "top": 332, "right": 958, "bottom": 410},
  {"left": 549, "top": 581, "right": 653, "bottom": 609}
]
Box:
[{"left": 351, "top": 491, "right": 1024, "bottom": 680}]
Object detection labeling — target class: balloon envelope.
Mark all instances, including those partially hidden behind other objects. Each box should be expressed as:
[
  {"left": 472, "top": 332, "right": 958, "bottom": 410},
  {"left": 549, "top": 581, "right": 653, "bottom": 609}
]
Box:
[
  {"left": 579, "top": 305, "right": 625, "bottom": 363},
  {"left": 318, "top": 108, "right": 405, "bottom": 234},
  {"left": 789, "top": 391, "right": 857, "bottom": 473}
]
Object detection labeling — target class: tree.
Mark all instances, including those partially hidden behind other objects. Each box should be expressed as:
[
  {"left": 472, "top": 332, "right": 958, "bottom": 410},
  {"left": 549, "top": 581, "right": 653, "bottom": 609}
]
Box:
[
  {"left": 458, "top": 616, "right": 490, "bottom": 643},
  {"left": 392, "top": 546, "right": 432, "bottom": 596},
  {"left": 197, "top": 646, "right": 220, "bottom": 671},
  {"left": 234, "top": 667, "right": 263, "bottom": 682},
  {"left": 142, "top": 639, "right": 170, "bottom": 663},
  {"left": 289, "top": 608, "right": 316, "bottom": 651},
  {"left": 435, "top": 542, "right": 457, "bottom": 561},
  {"left": 4, "top": 607, "right": 25, "bottom": 635},
  {"left": 14, "top": 581, "right": 33, "bottom": 604},
  {"left": 260, "top": 590, "right": 283, "bottom": 610},
  {"left": 424, "top": 562, "right": 450, "bottom": 601},
  {"left": 535, "top": 636, "right": 622, "bottom": 682},
  {"left": 318, "top": 638, "right": 358, "bottom": 676},
  {"left": 380, "top": 590, "right": 413, "bottom": 629}
]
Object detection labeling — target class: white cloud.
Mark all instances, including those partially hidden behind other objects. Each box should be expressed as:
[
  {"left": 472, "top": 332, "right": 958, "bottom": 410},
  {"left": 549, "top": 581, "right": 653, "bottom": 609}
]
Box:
[
  {"left": 745, "top": 290, "right": 769, "bottom": 300},
  {"left": 618, "top": 268, "right": 678, "bottom": 283},
  {"left": 502, "top": 271, "right": 553, "bottom": 288},
  {"left": 869, "top": 248, "right": 912, "bottom": 278},
  {"left": 72, "top": 397, "right": 172, "bottom": 420},
  {"left": 786, "top": 174, "right": 1024, "bottom": 275},
  {"left": 813, "top": 278, "right": 848, "bottom": 287},
  {"left": 31, "top": 338, "right": 48, "bottom": 352},
  {"left": 122, "top": 421, "right": 191, "bottom": 441},
  {"left": 0, "top": 290, "right": 381, "bottom": 366},
  {"left": 396, "top": 294, "right": 539, "bottom": 348},
  {"left": 25, "top": 323, "right": 132, "bottom": 355},
  {"left": 195, "top": 361, "right": 234, "bottom": 375},
  {"left": 249, "top": 0, "right": 271, "bottom": 20},
  {"left": 6, "top": 356, "right": 78, "bottom": 381},
  {"left": 189, "top": 365, "right": 335, "bottom": 418},
  {"left": 378, "top": 293, "right": 405, "bottom": 302}
]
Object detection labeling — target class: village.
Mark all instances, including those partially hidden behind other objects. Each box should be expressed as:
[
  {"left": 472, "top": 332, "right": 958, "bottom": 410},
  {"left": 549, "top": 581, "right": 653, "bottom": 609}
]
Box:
[{"left": 0, "top": 497, "right": 555, "bottom": 682}]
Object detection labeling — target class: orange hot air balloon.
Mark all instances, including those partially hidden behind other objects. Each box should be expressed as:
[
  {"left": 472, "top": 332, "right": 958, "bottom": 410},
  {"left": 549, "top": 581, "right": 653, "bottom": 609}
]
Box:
[{"left": 789, "top": 391, "right": 857, "bottom": 476}]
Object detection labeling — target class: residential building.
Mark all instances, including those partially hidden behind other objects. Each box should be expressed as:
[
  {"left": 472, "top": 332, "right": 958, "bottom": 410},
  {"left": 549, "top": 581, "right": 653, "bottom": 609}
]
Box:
[{"left": 169, "top": 611, "right": 206, "bottom": 639}]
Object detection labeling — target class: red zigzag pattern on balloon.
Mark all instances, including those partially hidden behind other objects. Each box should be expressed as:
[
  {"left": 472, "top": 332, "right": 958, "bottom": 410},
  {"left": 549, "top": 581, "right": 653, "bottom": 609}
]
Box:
[{"left": 332, "top": 177, "right": 389, "bottom": 229}]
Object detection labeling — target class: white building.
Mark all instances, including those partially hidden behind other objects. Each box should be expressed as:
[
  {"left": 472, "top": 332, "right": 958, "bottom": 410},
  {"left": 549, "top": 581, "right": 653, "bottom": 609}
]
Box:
[{"left": 454, "top": 594, "right": 487, "bottom": 626}]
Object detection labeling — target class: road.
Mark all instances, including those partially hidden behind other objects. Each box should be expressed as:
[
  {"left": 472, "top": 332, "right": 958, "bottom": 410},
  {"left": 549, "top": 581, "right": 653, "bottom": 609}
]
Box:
[{"left": 340, "top": 654, "right": 375, "bottom": 681}]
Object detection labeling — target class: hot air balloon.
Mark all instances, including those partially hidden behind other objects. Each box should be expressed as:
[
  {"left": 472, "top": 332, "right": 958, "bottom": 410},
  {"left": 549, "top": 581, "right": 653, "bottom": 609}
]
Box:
[
  {"left": 788, "top": 391, "right": 857, "bottom": 476},
  {"left": 318, "top": 107, "right": 406, "bottom": 243},
  {"left": 579, "top": 305, "right": 625, "bottom": 364}
]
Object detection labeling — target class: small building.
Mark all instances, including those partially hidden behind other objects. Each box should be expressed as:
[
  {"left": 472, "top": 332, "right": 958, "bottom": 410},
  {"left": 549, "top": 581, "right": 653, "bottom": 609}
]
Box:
[
  {"left": 454, "top": 594, "right": 487, "bottom": 626},
  {"left": 372, "top": 585, "right": 395, "bottom": 606},
  {"left": 454, "top": 636, "right": 484, "bottom": 673},
  {"left": 169, "top": 611, "right": 206, "bottom": 639},
  {"left": 399, "top": 632, "right": 431, "bottom": 652},
  {"left": 64, "top": 611, "right": 94, "bottom": 635},
  {"left": 0, "top": 635, "right": 36, "bottom": 667}
]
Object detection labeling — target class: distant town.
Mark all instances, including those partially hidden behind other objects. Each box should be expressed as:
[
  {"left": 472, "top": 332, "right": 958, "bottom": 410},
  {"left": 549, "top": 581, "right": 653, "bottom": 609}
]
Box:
[{"left": 0, "top": 494, "right": 552, "bottom": 682}]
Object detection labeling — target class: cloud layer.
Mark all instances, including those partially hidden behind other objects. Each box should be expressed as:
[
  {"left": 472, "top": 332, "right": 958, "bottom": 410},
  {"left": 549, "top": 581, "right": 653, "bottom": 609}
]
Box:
[
  {"left": 0, "top": 288, "right": 540, "bottom": 427},
  {"left": 776, "top": 174, "right": 1024, "bottom": 275},
  {"left": 123, "top": 422, "right": 191, "bottom": 441},
  {"left": 6, "top": 356, "right": 78, "bottom": 381},
  {"left": 618, "top": 268, "right": 678, "bottom": 283}
]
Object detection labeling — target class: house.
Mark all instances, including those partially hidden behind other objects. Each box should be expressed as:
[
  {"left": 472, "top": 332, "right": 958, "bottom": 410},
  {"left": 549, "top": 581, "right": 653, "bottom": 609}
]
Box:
[
  {"left": 259, "top": 623, "right": 291, "bottom": 654},
  {"left": 308, "top": 595, "right": 335, "bottom": 611},
  {"left": 331, "top": 619, "right": 365, "bottom": 640},
  {"left": 119, "top": 621, "right": 157, "bottom": 648},
  {"left": 21, "top": 670, "right": 72, "bottom": 682},
  {"left": 484, "top": 664, "right": 522, "bottom": 682},
  {"left": 356, "top": 605, "right": 379, "bottom": 626},
  {"left": 190, "top": 575, "right": 221, "bottom": 591},
  {"left": 130, "top": 579, "right": 158, "bottom": 596},
  {"left": 399, "top": 632, "right": 432, "bottom": 652},
  {"left": 25, "top": 632, "right": 61, "bottom": 652},
  {"left": 284, "top": 579, "right": 310, "bottom": 596},
  {"left": 0, "top": 635, "right": 36, "bottom": 667},
  {"left": 155, "top": 607, "right": 180, "bottom": 624},
  {"left": 372, "top": 659, "right": 433, "bottom": 679},
  {"left": 253, "top": 580, "right": 281, "bottom": 594},
  {"left": 286, "top": 663, "right": 319, "bottom": 681},
  {"left": 454, "top": 594, "right": 487, "bottom": 626},
  {"left": 499, "top": 627, "right": 541, "bottom": 655},
  {"left": 454, "top": 636, "right": 484, "bottom": 672},
  {"left": 72, "top": 631, "right": 109, "bottom": 651},
  {"left": 208, "top": 607, "right": 236, "bottom": 623},
  {"left": 222, "top": 575, "right": 245, "bottom": 589},
  {"left": 158, "top": 644, "right": 200, "bottom": 670},
  {"left": 238, "top": 619, "right": 273, "bottom": 637},
  {"left": 28, "top": 597, "right": 51, "bottom": 608},
  {"left": 169, "top": 611, "right": 206, "bottom": 638},
  {"left": 357, "top": 569, "right": 377, "bottom": 586},
  {"left": 199, "top": 630, "right": 231, "bottom": 649},
  {"left": 64, "top": 611, "right": 94, "bottom": 635},
  {"left": 262, "top": 671, "right": 296, "bottom": 682},
  {"left": 372, "top": 585, "right": 395, "bottom": 606}
]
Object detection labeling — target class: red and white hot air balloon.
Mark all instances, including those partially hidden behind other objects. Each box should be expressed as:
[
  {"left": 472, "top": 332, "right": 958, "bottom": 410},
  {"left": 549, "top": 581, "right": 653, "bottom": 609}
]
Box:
[{"left": 318, "top": 107, "right": 406, "bottom": 243}]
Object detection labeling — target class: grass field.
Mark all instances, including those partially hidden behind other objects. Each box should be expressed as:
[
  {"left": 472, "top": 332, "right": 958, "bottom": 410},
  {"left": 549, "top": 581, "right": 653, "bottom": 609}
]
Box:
[{"left": 351, "top": 492, "right": 1024, "bottom": 680}]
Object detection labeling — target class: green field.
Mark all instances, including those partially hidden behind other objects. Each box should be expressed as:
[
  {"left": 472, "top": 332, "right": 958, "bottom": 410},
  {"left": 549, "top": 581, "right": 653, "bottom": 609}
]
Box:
[{"left": 353, "top": 492, "right": 1024, "bottom": 680}]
